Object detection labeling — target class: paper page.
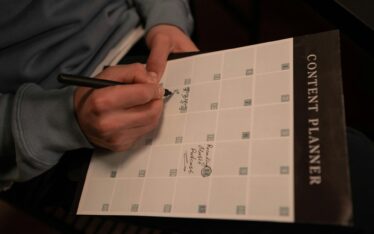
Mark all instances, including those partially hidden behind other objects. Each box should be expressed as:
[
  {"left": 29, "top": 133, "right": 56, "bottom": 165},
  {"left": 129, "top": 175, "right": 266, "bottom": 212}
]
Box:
[{"left": 78, "top": 38, "right": 295, "bottom": 222}]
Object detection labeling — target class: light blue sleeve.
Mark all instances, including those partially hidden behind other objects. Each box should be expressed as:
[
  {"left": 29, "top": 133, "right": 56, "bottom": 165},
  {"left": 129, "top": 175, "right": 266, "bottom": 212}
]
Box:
[
  {"left": 0, "top": 0, "right": 194, "bottom": 192},
  {"left": 132, "top": 0, "right": 194, "bottom": 35},
  {"left": 0, "top": 84, "right": 92, "bottom": 191}
]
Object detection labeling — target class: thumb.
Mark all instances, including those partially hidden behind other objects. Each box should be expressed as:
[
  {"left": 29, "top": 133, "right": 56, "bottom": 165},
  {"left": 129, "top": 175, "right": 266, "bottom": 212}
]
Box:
[{"left": 146, "top": 36, "right": 173, "bottom": 81}]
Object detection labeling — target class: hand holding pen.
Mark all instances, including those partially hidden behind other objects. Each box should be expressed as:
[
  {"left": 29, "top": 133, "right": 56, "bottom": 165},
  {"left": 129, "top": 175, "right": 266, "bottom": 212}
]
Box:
[{"left": 65, "top": 64, "right": 167, "bottom": 151}]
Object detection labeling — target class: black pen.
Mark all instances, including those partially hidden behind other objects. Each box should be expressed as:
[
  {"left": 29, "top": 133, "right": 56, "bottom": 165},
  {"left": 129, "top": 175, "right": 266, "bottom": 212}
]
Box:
[{"left": 58, "top": 73, "right": 172, "bottom": 97}]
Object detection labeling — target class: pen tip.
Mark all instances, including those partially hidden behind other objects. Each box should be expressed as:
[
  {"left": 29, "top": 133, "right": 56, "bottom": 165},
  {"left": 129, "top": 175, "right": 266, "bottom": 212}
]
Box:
[{"left": 164, "top": 88, "right": 172, "bottom": 97}]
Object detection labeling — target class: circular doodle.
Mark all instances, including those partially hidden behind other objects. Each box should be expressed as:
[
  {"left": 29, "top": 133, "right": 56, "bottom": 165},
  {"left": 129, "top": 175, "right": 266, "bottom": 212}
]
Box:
[{"left": 201, "top": 165, "right": 212, "bottom": 177}]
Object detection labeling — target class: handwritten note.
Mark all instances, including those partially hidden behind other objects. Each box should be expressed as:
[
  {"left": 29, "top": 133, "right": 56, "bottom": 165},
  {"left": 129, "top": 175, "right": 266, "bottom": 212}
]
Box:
[
  {"left": 183, "top": 144, "right": 213, "bottom": 177},
  {"left": 179, "top": 86, "right": 190, "bottom": 113}
]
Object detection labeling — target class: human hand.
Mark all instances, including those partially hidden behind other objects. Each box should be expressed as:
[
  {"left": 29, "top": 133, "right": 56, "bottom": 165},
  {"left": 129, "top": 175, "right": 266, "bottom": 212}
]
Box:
[
  {"left": 74, "top": 64, "right": 164, "bottom": 151},
  {"left": 145, "top": 24, "right": 199, "bottom": 81}
]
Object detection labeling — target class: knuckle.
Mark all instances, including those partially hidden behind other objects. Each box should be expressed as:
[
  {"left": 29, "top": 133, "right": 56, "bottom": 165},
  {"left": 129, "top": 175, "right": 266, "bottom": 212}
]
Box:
[
  {"left": 94, "top": 118, "right": 114, "bottom": 135},
  {"left": 132, "top": 63, "right": 144, "bottom": 72},
  {"left": 94, "top": 120, "right": 108, "bottom": 135},
  {"left": 89, "top": 94, "right": 108, "bottom": 114}
]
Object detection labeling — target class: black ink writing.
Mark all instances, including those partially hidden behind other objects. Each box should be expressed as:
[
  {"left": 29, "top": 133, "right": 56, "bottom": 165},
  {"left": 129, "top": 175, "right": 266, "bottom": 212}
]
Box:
[
  {"left": 179, "top": 86, "right": 190, "bottom": 113},
  {"left": 183, "top": 144, "right": 213, "bottom": 177}
]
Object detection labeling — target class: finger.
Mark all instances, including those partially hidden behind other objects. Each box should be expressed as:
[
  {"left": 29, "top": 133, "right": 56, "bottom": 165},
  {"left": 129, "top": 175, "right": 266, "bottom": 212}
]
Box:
[
  {"left": 173, "top": 38, "right": 199, "bottom": 52},
  {"left": 104, "top": 120, "right": 160, "bottom": 152},
  {"left": 96, "top": 63, "right": 156, "bottom": 84},
  {"left": 89, "top": 82, "right": 164, "bottom": 112},
  {"left": 93, "top": 99, "right": 163, "bottom": 136},
  {"left": 123, "top": 98, "right": 163, "bottom": 128},
  {"left": 146, "top": 35, "right": 173, "bottom": 80}
]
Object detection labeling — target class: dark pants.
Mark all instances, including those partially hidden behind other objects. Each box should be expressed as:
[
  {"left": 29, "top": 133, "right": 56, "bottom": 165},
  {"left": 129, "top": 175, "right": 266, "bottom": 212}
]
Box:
[{"left": 1, "top": 128, "right": 373, "bottom": 234}]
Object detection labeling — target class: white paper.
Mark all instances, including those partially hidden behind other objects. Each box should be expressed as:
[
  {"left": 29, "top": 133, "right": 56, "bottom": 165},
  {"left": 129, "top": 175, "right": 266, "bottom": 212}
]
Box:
[{"left": 78, "top": 38, "right": 294, "bottom": 223}]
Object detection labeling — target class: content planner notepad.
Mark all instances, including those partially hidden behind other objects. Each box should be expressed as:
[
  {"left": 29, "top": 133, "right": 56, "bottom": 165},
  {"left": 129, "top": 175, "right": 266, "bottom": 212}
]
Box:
[{"left": 77, "top": 31, "right": 353, "bottom": 226}]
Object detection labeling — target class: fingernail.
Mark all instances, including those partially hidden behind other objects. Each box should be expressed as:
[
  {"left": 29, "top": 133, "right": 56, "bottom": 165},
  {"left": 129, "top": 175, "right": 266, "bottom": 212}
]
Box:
[
  {"left": 149, "top": 72, "right": 158, "bottom": 83},
  {"left": 158, "top": 84, "right": 165, "bottom": 98}
]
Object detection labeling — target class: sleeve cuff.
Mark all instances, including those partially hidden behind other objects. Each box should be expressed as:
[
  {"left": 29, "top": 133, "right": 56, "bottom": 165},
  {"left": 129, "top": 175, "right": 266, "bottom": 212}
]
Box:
[{"left": 12, "top": 83, "right": 92, "bottom": 181}]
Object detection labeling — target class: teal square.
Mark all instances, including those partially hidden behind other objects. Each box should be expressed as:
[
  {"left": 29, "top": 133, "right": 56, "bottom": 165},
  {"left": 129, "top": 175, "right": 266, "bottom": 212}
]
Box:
[
  {"left": 210, "top": 102, "right": 218, "bottom": 110},
  {"left": 138, "top": 169, "right": 146, "bottom": 177},
  {"left": 207, "top": 134, "right": 215, "bottom": 141},
  {"left": 280, "top": 166, "right": 289, "bottom": 175},
  {"left": 281, "top": 95, "right": 290, "bottom": 102},
  {"left": 169, "top": 169, "right": 177, "bottom": 177},
  {"left": 175, "top": 136, "right": 183, "bottom": 144},
  {"left": 239, "top": 167, "right": 248, "bottom": 175},
  {"left": 131, "top": 204, "right": 139, "bottom": 212},
  {"left": 163, "top": 204, "right": 172, "bottom": 213},
  {"left": 244, "top": 99, "right": 252, "bottom": 106},
  {"left": 279, "top": 207, "right": 289, "bottom": 216},
  {"left": 281, "top": 129, "right": 290, "bottom": 137},
  {"left": 198, "top": 205, "right": 206, "bottom": 213},
  {"left": 213, "top": 73, "right": 221, "bottom": 80},
  {"left": 245, "top": 68, "right": 253, "bottom": 76},
  {"left": 281, "top": 63, "right": 290, "bottom": 70},
  {"left": 236, "top": 205, "right": 246, "bottom": 215},
  {"left": 101, "top": 203, "right": 109, "bottom": 212},
  {"left": 242, "top": 131, "right": 250, "bottom": 139}
]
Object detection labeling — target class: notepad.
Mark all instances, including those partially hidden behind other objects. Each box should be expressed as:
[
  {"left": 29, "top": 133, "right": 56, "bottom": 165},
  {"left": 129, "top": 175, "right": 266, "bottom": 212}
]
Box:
[{"left": 77, "top": 31, "right": 352, "bottom": 226}]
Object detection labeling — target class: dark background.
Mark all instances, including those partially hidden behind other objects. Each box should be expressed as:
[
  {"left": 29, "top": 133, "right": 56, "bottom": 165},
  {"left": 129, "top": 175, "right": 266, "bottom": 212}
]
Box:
[{"left": 191, "top": 0, "right": 374, "bottom": 141}]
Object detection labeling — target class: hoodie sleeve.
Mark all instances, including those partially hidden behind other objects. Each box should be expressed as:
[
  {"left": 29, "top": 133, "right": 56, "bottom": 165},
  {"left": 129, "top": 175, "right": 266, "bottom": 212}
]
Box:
[
  {"left": 0, "top": 84, "right": 92, "bottom": 191},
  {"left": 0, "top": 0, "right": 194, "bottom": 192},
  {"left": 133, "top": 0, "right": 194, "bottom": 35}
]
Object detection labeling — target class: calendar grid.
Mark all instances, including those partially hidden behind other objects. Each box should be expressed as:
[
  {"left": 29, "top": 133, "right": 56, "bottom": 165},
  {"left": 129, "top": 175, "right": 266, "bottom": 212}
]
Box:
[{"left": 78, "top": 38, "right": 295, "bottom": 222}]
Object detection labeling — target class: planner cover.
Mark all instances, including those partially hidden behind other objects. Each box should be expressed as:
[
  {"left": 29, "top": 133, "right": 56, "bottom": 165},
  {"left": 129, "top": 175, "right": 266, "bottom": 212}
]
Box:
[{"left": 77, "top": 31, "right": 352, "bottom": 226}]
